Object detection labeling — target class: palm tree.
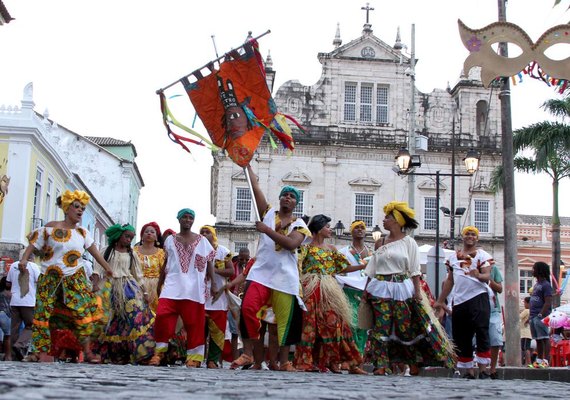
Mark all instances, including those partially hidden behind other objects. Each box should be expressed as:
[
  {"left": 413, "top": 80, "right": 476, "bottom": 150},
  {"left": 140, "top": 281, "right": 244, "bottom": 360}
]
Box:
[{"left": 491, "top": 96, "right": 570, "bottom": 305}]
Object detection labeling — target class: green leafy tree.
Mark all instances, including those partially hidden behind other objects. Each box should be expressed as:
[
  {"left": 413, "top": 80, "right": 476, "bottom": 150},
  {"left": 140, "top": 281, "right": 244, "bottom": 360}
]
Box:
[{"left": 491, "top": 97, "right": 570, "bottom": 304}]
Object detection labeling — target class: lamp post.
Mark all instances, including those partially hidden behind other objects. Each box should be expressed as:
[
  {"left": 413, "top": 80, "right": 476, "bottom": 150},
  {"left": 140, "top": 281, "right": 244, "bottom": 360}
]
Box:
[
  {"left": 333, "top": 220, "right": 345, "bottom": 237},
  {"left": 395, "top": 149, "right": 480, "bottom": 297},
  {"left": 372, "top": 225, "right": 382, "bottom": 242}
]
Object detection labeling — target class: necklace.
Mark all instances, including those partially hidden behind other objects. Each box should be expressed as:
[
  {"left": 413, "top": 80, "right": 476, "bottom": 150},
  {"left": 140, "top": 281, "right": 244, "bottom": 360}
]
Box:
[{"left": 350, "top": 244, "right": 369, "bottom": 258}]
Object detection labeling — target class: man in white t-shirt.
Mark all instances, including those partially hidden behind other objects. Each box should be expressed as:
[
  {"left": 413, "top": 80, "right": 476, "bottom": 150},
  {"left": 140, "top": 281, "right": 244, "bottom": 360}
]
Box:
[
  {"left": 6, "top": 256, "right": 41, "bottom": 359},
  {"left": 435, "top": 226, "right": 493, "bottom": 379}
]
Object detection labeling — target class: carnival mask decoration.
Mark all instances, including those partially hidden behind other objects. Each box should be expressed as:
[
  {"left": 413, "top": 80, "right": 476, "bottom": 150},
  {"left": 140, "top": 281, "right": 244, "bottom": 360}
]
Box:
[
  {"left": 458, "top": 19, "right": 570, "bottom": 87},
  {"left": 217, "top": 76, "right": 251, "bottom": 145}
]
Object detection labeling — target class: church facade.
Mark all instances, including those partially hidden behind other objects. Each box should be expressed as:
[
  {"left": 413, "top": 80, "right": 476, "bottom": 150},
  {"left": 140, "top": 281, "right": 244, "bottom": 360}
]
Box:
[{"left": 210, "top": 22, "right": 504, "bottom": 268}]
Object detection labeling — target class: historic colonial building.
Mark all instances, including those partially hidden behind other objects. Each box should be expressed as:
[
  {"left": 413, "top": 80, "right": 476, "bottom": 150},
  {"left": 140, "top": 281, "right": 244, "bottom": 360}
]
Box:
[
  {"left": 517, "top": 215, "right": 570, "bottom": 303},
  {"left": 210, "top": 18, "right": 505, "bottom": 280},
  {"left": 0, "top": 83, "right": 143, "bottom": 261}
]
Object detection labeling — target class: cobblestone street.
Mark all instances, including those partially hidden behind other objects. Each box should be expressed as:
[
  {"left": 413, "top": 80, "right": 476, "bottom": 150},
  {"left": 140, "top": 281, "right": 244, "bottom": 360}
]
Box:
[{"left": 0, "top": 363, "right": 569, "bottom": 400}]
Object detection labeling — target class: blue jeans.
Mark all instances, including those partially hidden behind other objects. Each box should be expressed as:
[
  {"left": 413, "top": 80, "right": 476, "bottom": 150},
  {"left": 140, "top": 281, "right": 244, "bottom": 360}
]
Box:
[{"left": 0, "top": 311, "right": 11, "bottom": 342}]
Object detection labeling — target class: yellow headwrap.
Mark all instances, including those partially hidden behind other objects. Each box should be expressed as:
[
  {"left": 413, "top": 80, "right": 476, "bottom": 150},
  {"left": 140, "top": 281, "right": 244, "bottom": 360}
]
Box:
[
  {"left": 60, "top": 190, "right": 90, "bottom": 212},
  {"left": 383, "top": 201, "right": 415, "bottom": 228},
  {"left": 462, "top": 226, "right": 479, "bottom": 238},
  {"left": 200, "top": 225, "right": 218, "bottom": 248},
  {"left": 350, "top": 220, "right": 366, "bottom": 232}
]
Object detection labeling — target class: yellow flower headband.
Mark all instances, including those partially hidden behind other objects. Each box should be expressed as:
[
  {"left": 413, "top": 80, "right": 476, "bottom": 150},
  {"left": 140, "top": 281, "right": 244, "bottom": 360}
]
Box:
[
  {"left": 462, "top": 226, "right": 480, "bottom": 238},
  {"left": 383, "top": 201, "right": 415, "bottom": 227},
  {"left": 350, "top": 220, "right": 366, "bottom": 232},
  {"left": 60, "top": 190, "right": 90, "bottom": 212}
]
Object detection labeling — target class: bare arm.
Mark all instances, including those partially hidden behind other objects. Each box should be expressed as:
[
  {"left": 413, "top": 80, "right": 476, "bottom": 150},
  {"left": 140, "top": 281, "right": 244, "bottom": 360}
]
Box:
[
  {"left": 411, "top": 275, "right": 422, "bottom": 302},
  {"left": 470, "top": 265, "right": 491, "bottom": 283},
  {"left": 539, "top": 295, "right": 552, "bottom": 317},
  {"left": 247, "top": 165, "right": 268, "bottom": 219},
  {"left": 344, "top": 264, "right": 366, "bottom": 273},
  {"left": 215, "top": 258, "right": 235, "bottom": 278},
  {"left": 256, "top": 223, "right": 305, "bottom": 251},
  {"left": 489, "top": 278, "right": 503, "bottom": 294},
  {"left": 18, "top": 245, "right": 35, "bottom": 269},
  {"left": 86, "top": 244, "right": 113, "bottom": 277},
  {"left": 434, "top": 271, "right": 454, "bottom": 318},
  {"left": 207, "top": 260, "right": 217, "bottom": 293}
]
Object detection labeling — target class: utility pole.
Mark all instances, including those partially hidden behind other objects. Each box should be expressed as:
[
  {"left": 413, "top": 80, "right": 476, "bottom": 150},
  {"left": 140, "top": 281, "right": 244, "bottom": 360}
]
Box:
[
  {"left": 408, "top": 24, "right": 416, "bottom": 210},
  {"left": 498, "top": 0, "right": 521, "bottom": 367}
]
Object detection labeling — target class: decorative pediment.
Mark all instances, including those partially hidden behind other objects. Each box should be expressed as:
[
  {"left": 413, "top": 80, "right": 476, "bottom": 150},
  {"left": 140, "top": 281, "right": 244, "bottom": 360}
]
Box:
[
  {"left": 348, "top": 177, "right": 382, "bottom": 188},
  {"left": 281, "top": 171, "right": 312, "bottom": 185},
  {"left": 470, "top": 176, "right": 494, "bottom": 193},
  {"left": 231, "top": 170, "right": 246, "bottom": 181},
  {"left": 324, "top": 35, "right": 407, "bottom": 63},
  {"left": 417, "top": 179, "right": 448, "bottom": 191}
]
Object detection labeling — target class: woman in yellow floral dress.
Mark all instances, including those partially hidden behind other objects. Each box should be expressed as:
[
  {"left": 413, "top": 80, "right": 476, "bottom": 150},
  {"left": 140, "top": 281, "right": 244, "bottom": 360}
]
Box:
[
  {"left": 293, "top": 214, "right": 367, "bottom": 374},
  {"left": 18, "top": 190, "right": 113, "bottom": 363},
  {"left": 133, "top": 222, "right": 165, "bottom": 311}
]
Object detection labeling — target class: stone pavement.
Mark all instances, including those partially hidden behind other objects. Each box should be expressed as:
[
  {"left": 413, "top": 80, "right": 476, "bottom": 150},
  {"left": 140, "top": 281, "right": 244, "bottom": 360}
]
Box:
[{"left": 0, "top": 363, "right": 569, "bottom": 400}]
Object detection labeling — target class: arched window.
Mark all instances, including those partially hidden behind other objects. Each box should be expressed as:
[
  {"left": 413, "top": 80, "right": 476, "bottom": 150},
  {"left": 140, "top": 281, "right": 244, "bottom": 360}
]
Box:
[{"left": 476, "top": 100, "right": 488, "bottom": 136}]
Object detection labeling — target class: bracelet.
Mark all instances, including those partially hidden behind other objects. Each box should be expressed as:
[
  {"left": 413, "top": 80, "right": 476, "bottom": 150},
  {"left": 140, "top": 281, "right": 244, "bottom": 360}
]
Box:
[{"left": 143, "top": 292, "right": 149, "bottom": 295}]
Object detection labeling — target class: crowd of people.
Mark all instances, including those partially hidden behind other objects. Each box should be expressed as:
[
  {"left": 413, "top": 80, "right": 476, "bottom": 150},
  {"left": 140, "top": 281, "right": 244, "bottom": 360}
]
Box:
[{"left": 0, "top": 176, "right": 563, "bottom": 377}]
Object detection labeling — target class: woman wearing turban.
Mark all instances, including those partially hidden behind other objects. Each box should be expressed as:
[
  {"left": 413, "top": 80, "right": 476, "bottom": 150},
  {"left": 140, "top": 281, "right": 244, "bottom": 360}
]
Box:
[
  {"left": 134, "top": 222, "right": 166, "bottom": 312},
  {"left": 293, "top": 214, "right": 367, "bottom": 374},
  {"left": 363, "top": 201, "right": 455, "bottom": 376},
  {"left": 93, "top": 223, "right": 155, "bottom": 364},
  {"left": 18, "top": 190, "right": 113, "bottom": 363}
]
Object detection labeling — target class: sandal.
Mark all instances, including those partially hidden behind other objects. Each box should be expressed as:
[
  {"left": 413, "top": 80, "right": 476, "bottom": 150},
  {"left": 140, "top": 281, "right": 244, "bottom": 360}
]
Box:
[
  {"left": 206, "top": 361, "right": 218, "bottom": 369},
  {"left": 84, "top": 353, "right": 102, "bottom": 364},
  {"left": 328, "top": 365, "right": 343, "bottom": 374},
  {"left": 185, "top": 358, "right": 201, "bottom": 368},
  {"left": 22, "top": 353, "right": 41, "bottom": 363},
  {"left": 373, "top": 367, "right": 388, "bottom": 376},
  {"left": 230, "top": 353, "right": 254, "bottom": 370},
  {"left": 349, "top": 366, "right": 368, "bottom": 375},
  {"left": 148, "top": 353, "right": 165, "bottom": 366},
  {"left": 279, "top": 361, "right": 297, "bottom": 372}
]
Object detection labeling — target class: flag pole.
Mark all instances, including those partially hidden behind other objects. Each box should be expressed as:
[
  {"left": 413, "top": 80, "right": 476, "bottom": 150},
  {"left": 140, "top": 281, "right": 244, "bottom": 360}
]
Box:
[
  {"left": 243, "top": 167, "right": 261, "bottom": 222},
  {"left": 156, "top": 30, "right": 271, "bottom": 94}
]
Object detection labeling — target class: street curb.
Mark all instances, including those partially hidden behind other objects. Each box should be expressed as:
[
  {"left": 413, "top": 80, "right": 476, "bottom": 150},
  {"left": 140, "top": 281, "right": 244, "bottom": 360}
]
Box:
[{"left": 420, "top": 366, "right": 570, "bottom": 382}]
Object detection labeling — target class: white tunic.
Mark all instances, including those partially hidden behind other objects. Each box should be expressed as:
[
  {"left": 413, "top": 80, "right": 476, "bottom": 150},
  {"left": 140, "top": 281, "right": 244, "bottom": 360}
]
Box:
[
  {"left": 160, "top": 234, "right": 216, "bottom": 304},
  {"left": 335, "top": 246, "right": 368, "bottom": 290},
  {"left": 246, "top": 207, "right": 310, "bottom": 296},
  {"left": 364, "top": 235, "right": 421, "bottom": 278},
  {"left": 205, "top": 245, "right": 231, "bottom": 311},
  {"left": 446, "top": 248, "right": 494, "bottom": 306}
]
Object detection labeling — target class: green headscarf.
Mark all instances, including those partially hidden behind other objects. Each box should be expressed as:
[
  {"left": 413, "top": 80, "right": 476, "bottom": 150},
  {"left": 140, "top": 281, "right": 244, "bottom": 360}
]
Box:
[
  {"left": 279, "top": 185, "right": 300, "bottom": 203},
  {"left": 105, "top": 223, "right": 135, "bottom": 244},
  {"left": 177, "top": 208, "right": 195, "bottom": 220}
]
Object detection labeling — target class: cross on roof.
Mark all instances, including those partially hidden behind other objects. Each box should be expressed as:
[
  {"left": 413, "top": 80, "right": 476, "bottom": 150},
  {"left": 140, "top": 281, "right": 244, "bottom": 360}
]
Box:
[{"left": 361, "top": 2, "right": 374, "bottom": 24}]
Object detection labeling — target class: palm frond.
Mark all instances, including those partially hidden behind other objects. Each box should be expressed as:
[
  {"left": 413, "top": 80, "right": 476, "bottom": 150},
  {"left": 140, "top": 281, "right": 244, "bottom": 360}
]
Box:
[
  {"left": 489, "top": 165, "right": 504, "bottom": 193},
  {"left": 542, "top": 98, "right": 570, "bottom": 119}
]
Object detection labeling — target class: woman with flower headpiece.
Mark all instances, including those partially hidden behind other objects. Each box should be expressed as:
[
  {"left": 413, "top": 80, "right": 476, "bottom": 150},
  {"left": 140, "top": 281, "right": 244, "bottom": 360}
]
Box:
[
  {"left": 92, "top": 223, "right": 155, "bottom": 364},
  {"left": 294, "top": 214, "right": 367, "bottom": 374},
  {"left": 17, "top": 190, "right": 113, "bottom": 363},
  {"left": 134, "top": 222, "right": 166, "bottom": 312},
  {"left": 363, "top": 201, "right": 455, "bottom": 376}
]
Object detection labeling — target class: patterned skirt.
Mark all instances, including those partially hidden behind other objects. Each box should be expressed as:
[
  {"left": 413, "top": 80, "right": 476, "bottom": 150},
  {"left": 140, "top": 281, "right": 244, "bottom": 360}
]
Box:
[
  {"left": 294, "top": 274, "right": 362, "bottom": 370},
  {"left": 365, "top": 274, "right": 455, "bottom": 369},
  {"left": 31, "top": 269, "right": 102, "bottom": 354},
  {"left": 97, "top": 278, "right": 155, "bottom": 364}
]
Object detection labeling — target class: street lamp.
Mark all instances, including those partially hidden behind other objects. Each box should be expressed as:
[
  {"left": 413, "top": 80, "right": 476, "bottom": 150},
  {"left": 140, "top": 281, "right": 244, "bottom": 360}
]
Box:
[
  {"left": 333, "top": 220, "right": 345, "bottom": 237},
  {"left": 372, "top": 225, "right": 382, "bottom": 241},
  {"left": 395, "top": 148, "right": 481, "bottom": 296}
]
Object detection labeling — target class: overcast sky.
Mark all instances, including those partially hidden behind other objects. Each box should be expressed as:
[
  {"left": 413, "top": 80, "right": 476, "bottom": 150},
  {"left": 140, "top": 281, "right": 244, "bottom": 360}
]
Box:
[{"left": 1, "top": 0, "right": 569, "bottom": 236}]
